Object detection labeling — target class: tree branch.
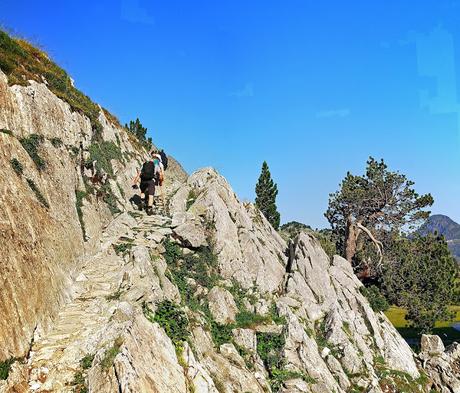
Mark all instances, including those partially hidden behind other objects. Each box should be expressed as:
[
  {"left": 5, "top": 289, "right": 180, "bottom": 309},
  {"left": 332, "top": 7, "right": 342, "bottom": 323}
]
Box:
[{"left": 356, "top": 222, "right": 384, "bottom": 266}]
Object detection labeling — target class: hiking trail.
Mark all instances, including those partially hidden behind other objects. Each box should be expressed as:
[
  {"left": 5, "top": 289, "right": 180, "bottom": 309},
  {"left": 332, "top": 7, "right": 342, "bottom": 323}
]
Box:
[{"left": 26, "top": 212, "right": 171, "bottom": 392}]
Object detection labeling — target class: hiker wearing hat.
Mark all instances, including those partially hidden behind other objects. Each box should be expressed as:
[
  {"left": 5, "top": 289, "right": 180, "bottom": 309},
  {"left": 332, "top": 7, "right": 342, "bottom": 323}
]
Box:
[{"left": 132, "top": 151, "right": 163, "bottom": 215}]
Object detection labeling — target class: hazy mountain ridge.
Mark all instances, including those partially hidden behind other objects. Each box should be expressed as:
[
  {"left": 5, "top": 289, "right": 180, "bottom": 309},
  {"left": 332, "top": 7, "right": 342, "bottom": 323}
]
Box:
[{"left": 417, "top": 214, "right": 460, "bottom": 261}]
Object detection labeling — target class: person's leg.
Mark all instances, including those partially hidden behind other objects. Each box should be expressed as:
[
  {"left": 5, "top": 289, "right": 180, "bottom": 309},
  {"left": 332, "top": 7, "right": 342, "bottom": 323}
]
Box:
[
  {"left": 139, "top": 182, "right": 147, "bottom": 210},
  {"left": 146, "top": 181, "right": 155, "bottom": 214}
]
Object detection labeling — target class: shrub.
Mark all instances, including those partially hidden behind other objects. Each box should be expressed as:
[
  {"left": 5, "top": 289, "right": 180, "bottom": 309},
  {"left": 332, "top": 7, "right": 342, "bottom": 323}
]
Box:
[
  {"left": 145, "top": 300, "right": 190, "bottom": 352},
  {"left": 26, "top": 178, "right": 49, "bottom": 208},
  {"left": 256, "top": 332, "right": 285, "bottom": 371},
  {"left": 50, "top": 137, "right": 63, "bottom": 148},
  {"left": 20, "top": 134, "right": 46, "bottom": 170},
  {"left": 0, "top": 128, "right": 13, "bottom": 136},
  {"left": 101, "top": 337, "right": 123, "bottom": 369},
  {"left": 359, "top": 285, "right": 389, "bottom": 313},
  {"left": 10, "top": 158, "right": 23, "bottom": 175}
]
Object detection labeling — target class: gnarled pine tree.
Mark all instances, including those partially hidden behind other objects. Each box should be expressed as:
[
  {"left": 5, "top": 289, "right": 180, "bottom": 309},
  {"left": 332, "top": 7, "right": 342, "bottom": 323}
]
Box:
[
  {"left": 325, "top": 157, "right": 433, "bottom": 271},
  {"left": 255, "top": 161, "right": 280, "bottom": 230}
]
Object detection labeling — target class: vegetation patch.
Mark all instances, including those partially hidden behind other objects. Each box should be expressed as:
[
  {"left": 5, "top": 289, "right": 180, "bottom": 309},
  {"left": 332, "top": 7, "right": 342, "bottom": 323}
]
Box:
[
  {"left": 0, "top": 358, "right": 18, "bottom": 380},
  {"left": 80, "top": 354, "right": 95, "bottom": 370},
  {"left": 106, "top": 289, "right": 123, "bottom": 301},
  {"left": 373, "top": 356, "right": 429, "bottom": 392},
  {"left": 70, "top": 370, "right": 87, "bottom": 393},
  {"left": 359, "top": 285, "right": 389, "bottom": 313},
  {"left": 87, "top": 141, "right": 123, "bottom": 177},
  {"left": 256, "top": 332, "right": 313, "bottom": 391},
  {"left": 10, "top": 158, "right": 23, "bottom": 176},
  {"left": 26, "top": 178, "right": 49, "bottom": 208},
  {"left": 113, "top": 240, "right": 134, "bottom": 256},
  {"left": 186, "top": 189, "right": 197, "bottom": 210},
  {"left": 101, "top": 337, "right": 123, "bottom": 369},
  {"left": 50, "top": 137, "right": 63, "bottom": 148},
  {"left": 20, "top": 134, "right": 46, "bottom": 171},
  {"left": 0, "top": 30, "right": 104, "bottom": 138},
  {"left": 0, "top": 128, "right": 13, "bottom": 136},
  {"left": 75, "top": 190, "right": 87, "bottom": 239},
  {"left": 144, "top": 300, "right": 190, "bottom": 355},
  {"left": 99, "top": 182, "right": 121, "bottom": 215}
]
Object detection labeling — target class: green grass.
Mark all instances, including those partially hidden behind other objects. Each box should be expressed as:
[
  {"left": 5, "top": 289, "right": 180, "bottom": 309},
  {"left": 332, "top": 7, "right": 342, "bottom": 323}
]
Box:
[
  {"left": 0, "top": 128, "right": 13, "bottom": 135},
  {"left": 101, "top": 337, "right": 123, "bottom": 369},
  {"left": 19, "top": 134, "right": 46, "bottom": 171},
  {"left": 26, "top": 178, "right": 49, "bottom": 208},
  {"left": 75, "top": 190, "right": 87, "bottom": 239},
  {"left": 0, "top": 30, "right": 103, "bottom": 139},
  {"left": 385, "top": 305, "right": 460, "bottom": 346},
  {"left": 87, "top": 141, "right": 123, "bottom": 176},
  {"left": 0, "top": 358, "right": 17, "bottom": 380},
  {"left": 10, "top": 158, "right": 23, "bottom": 176}
]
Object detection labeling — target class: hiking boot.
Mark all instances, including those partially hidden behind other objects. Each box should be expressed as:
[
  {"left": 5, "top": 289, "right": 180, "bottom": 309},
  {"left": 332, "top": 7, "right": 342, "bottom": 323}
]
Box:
[{"left": 146, "top": 206, "right": 153, "bottom": 216}]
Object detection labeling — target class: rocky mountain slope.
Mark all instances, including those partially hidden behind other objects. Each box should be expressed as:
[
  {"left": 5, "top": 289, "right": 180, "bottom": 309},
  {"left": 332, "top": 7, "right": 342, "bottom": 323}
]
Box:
[
  {"left": 417, "top": 215, "right": 460, "bottom": 262},
  {"left": 1, "top": 33, "right": 459, "bottom": 393}
]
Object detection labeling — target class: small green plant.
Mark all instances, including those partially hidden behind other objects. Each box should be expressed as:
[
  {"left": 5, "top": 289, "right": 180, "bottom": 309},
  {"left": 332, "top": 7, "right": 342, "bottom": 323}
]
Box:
[
  {"left": 50, "top": 137, "right": 63, "bottom": 148},
  {"left": 0, "top": 128, "right": 13, "bottom": 136},
  {"left": 10, "top": 158, "right": 23, "bottom": 176},
  {"left": 101, "top": 337, "right": 123, "bottom": 369},
  {"left": 186, "top": 189, "right": 197, "bottom": 210},
  {"left": 80, "top": 354, "right": 94, "bottom": 370},
  {"left": 26, "top": 178, "right": 49, "bottom": 208},
  {"left": 256, "top": 332, "right": 285, "bottom": 371},
  {"left": 20, "top": 134, "right": 46, "bottom": 170},
  {"left": 70, "top": 146, "right": 80, "bottom": 156},
  {"left": 71, "top": 370, "right": 87, "bottom": 392},
  {"left": 0, "top": 358, "right": 17, "bottom": 380},
  {"left": 113, "top": 241, "right": 133, "bottom": 256},
  {"left": 359, "top": 285, "right": 389, "bottom": 313},
  {"left": 75, "top": 190, "right": 87, "bottom": 239}
]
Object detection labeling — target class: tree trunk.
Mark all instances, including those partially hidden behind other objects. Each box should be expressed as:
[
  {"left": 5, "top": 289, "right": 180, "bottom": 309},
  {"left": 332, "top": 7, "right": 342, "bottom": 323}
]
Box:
[{"left": 345, "top": 217, "right": 359, "bottom": 262}]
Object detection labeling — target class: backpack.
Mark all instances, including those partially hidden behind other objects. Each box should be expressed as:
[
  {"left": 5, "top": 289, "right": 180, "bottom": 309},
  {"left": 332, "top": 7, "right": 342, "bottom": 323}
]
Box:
[
  {"left": 160, "top": 150, "right": 168, "bottom": 170},
  {"left": 141, "top": 161, "right": 156, "bottom": 180}
]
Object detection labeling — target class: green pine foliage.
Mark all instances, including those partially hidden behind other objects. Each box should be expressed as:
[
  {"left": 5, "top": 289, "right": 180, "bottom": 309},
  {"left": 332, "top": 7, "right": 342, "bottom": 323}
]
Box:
[
  {"left": 383, "top": 234, "right": 459, "bottom": 333},
  {"left": 125, "top": 118, "right": 152, "bottom": 149},
  {"left": 255, "top": 161, "right": 281, "bottom": 230}
]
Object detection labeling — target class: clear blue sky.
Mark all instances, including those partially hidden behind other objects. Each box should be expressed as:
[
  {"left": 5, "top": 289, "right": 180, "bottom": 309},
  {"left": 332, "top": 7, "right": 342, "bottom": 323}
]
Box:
[{"left": 1, "top": 0, "right": 459, "bottom": 227}]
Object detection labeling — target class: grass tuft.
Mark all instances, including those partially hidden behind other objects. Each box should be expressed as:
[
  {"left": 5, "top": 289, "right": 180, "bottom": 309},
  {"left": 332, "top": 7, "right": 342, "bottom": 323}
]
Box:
[
  {"left": 20, "top": 134, "right": 46, "bottom": 170},
  {"left": 26, "top": 178, "right": 49, "bottom": 208},
  {"left": 10, "top": 158, "right": 23, "bottom": 175}
]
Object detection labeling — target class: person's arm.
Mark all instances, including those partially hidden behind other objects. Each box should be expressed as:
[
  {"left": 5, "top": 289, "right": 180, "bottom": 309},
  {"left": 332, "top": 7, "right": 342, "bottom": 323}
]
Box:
[{"left": 132, "top": 168, "right": 141, "bottom": 185}]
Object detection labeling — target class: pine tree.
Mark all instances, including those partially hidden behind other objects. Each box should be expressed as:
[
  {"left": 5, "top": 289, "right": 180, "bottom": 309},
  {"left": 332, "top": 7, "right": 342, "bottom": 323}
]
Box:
[{"left": 255, "top": 161, "right": 280, "bottom": 230}]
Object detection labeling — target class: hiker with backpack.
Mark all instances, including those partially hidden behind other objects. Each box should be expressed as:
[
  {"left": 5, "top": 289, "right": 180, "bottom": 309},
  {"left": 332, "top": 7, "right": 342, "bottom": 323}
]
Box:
[{"left": 132, "top": 151, "right": 163, "bottom": 215}]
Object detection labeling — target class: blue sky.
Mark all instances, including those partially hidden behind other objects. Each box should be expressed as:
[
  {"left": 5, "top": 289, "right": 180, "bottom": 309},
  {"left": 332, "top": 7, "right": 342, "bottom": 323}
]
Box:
[{"left": 1, "top": 0, "right": 459, "bottom": 227}]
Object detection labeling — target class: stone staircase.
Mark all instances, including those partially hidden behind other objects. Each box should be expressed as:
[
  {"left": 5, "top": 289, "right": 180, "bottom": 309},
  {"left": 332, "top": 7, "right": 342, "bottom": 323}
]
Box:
[{"left": 26, "top": 212, "right": 172, "bottom": 392}]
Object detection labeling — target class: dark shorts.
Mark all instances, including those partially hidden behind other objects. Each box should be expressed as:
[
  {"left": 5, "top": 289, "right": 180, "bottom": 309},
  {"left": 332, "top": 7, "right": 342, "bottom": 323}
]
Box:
[{"left": 140, "top": 179, "right": 155, "bottom": 196}]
